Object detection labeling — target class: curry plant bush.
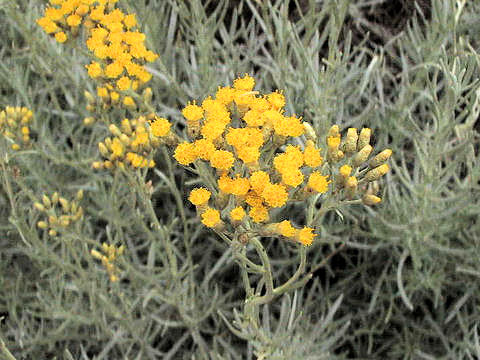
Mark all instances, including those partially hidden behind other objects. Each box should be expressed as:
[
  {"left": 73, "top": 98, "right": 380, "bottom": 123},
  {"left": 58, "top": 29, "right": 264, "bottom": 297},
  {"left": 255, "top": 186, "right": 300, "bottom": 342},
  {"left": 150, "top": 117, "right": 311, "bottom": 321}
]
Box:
[{"left": 0, "top": 0, "right": 479, "bottom": 359}]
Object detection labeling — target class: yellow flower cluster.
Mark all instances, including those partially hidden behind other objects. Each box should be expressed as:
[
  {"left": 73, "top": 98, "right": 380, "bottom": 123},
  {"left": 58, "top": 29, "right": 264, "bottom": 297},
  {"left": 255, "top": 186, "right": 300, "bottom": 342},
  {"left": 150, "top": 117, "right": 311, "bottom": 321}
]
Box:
[
  {"left": 177, "top": 75, "right": 331, "bottom": 246},
  {"left": 325, "top": 125, "right": 392, "bottom": 204},
  {"left": 0, "top": 106, "right": 33, "bottom": 151},
  {"left": 91, "top": 242, "right": 124, "bottom": 282},
  {"left": 93, "top": 114, "right": 173, "bottom": 170},
  {"left": 37, "top": 0, "right": 158, "bottom": 112},
  {"left": 34, "top": 190, "right": 84, "bottom": 237}
]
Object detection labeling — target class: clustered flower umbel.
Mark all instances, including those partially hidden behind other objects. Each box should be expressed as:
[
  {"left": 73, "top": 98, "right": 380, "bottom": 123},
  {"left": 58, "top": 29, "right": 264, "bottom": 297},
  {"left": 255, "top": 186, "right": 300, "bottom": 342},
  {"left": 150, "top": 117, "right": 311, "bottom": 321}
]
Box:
[
  {"left": 176, "top": 75, "right": 392, "bottom": 246},
  {"left": 37, "top": 0, "right": 158, "bottom": 114},
  {"left": 0, "top": 106, "right": 33, "bottom": 151},
  {"left": 91, "top": 242, "right": 124, "bottom": 282},
  {"left": 93, "top": 114, "right": 174, "bottom": 170},
  {"left": 34, "top": 190, "right": 84, "bottom": 237}
]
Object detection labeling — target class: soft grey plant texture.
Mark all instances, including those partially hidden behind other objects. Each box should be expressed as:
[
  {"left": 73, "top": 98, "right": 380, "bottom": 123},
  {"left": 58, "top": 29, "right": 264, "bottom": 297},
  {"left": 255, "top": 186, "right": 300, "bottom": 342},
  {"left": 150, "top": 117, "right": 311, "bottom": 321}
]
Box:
[{"left": 0, "top": 0, "right": 479, "bottom": 359}]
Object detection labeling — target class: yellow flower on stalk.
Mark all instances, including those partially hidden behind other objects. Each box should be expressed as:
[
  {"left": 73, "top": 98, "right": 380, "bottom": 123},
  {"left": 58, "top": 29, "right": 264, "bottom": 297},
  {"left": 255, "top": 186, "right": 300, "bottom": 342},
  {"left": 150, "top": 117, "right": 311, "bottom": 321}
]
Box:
[
  {"left": 276, "top": 220, "right": 296, "bottom": 237},
  {"left": 210, "top": 150, "right": 235, "bottom": 171},
  {"left": 307, "top": 172, "right": 330, "bottom": 194},
  {"left": 182, "top": 102, "right": 204, "bottom": 122},
  {"left": 295, "top": 227, "right": 316, "bottom": 246},
  {"left": 174, "top": 142, "right": 198, "bottom": 165},
  {"left": 189, "top": 188, "right": 211, "bottom": 206},
  {"left": 230, "top": 207, "right": 246, "bottom": 221},
  {"left": 150, "top": 117, "right": 171, "bottom": 137},
  {"left": 201, "top": 208, "right": 221, "bottom": 228},
  {"left": 233, "top": 74, "right": 255, "bottom": 91},
  {"left": 261, "top": 183, "right": 288, "bottom": 208},
  {"left": 249, "top": 205, "right": 269, "bottom": 223}
]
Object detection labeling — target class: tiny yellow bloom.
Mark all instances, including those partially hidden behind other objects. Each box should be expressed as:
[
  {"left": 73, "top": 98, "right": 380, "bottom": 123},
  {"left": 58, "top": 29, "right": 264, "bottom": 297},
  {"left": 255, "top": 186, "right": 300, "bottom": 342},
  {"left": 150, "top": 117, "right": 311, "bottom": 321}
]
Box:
[
  {"left": 150, "top": 117, "right": 171, "bottom": 137},
  {"left": 307, "top": 172, "right": 330, "bottom": 194},
  {"left": 55, "top": 31, "right": 67, "bottom": 43},
  {"left": 174, "top": 142, "right": 197, "bottom": 165},
  {"left": 296, "top": 227, "right": 316, "bottom": 246},
  {"left": 189, "top": 188, "right": 211, "bottom": 206},
  {"left": 201, "top": 208, "right": 221, "bottom": 228},
  {"left": 230, "top": 207, "right": 246, "bottom": 221},
  {"left": 261, "top": 183, "right": 288, "bottom": 208}
]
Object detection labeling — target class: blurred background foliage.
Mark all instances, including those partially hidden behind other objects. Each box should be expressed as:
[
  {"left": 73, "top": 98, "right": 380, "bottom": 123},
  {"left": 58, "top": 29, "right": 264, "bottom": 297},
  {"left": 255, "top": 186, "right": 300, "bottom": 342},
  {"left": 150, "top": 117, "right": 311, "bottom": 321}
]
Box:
[{"left": 0, "top": 0, "right": 479, "bottom": 358}]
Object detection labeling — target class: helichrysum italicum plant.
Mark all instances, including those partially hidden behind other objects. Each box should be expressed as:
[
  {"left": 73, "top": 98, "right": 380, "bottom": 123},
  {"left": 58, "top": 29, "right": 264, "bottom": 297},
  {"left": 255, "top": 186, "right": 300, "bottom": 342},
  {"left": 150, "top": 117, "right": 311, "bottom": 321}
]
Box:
[
  {"left": 2, "top": 0, "right": 478, "bottom": 358},
  {"left": 173, "top": 74, "right": 391, "bottom": 247}
]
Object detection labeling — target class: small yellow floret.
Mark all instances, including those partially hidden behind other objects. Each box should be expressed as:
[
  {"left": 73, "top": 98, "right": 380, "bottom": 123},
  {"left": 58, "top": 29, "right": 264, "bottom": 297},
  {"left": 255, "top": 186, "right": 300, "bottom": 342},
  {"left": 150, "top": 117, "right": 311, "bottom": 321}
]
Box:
[
  {"left": 230, "top": 207, "right": 246, "bottom": 221},
  {"left": 210, "top": 150, "right": 235, "bottom": 171},
  {"left": 55, "top": 31, "right": 67, "bottom": 43},
  {"left": 276, "top": 220, "right": 296, "bottom": 237},
  {"left": 174, "top": 142, "right": 197, "bottom": 165},
  {"left": 182, "top": 102, "right": 204, "bottom": 122},
  {"left": 303, "top": 141, "right": 323, "bottom": 167},
  {"left": 233, "top": 74, "right": 255, "bottom": 91},
  {"left": 296, "top": 227, "right": 316, "bottom": 246},
  {"left": 86, "top": 62, "right": 103, "bottom": 78},
  {"left": 249, "top": 171, "right": 270, "bottom": 194},
  {"left": 308, "top": 172, "right": 330, "bottom": 193},
  {"left": 201, "top": 208, "right": 221, "bottom": 228},
  {"left": 150, "top": 117, "right": 171, "bottom": 137},
  {"left": 189, "top": 188, "right": 211, "bottom": 206},
  {"left": 249, "top": 205, "right": 269, "bottom": 223},
  {"left": 261, "top": 183, "right": 288, "bottom": 208}
]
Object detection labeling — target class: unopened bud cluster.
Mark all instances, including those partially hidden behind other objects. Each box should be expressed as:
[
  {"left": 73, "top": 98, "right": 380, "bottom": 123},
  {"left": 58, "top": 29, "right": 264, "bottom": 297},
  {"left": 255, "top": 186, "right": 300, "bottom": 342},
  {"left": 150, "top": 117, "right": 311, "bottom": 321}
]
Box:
[
  {"left": 326, "top": 125, "right": 392, "bottom": 205},
  {"left": 93, "top": 114, "right": 175, "bottom": 170},
  {"left": 90, "top": 242, "right": 124, "bottom": 282},
  {"left": 0, "top": 106, "right": 33, "bottom": 151},
  {"left": 34, "top": 190, "right": 84, "bottom": 237}
]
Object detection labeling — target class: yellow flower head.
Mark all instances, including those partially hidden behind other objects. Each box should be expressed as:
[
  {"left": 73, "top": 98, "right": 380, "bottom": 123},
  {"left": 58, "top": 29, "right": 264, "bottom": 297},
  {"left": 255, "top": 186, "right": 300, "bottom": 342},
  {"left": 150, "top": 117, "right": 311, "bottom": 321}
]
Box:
[
  {"left": 230, "top": 177, "right": 251, "bottom": 196},
  {"left": 182, "top": 102, "right": 204, "bottom": 122},
  {"left": 174, "top": 142, "right": 197, "bottom": 165},
  {"left": 296, "top": 227, "right": 316, "bottom": 246},
  {"left": 55, "top": 31, "right": 67, "bottom": 43},
  {"left": 249, "top": 171, "right": 270, "bottom": 194},
  {"left": 276, "top": 220, "right": 296, "bottom": 237},
  {"left": 303, "top": 141, "right": 323, "bottom": 168},
  {"left": 210, "top": 150, "right": 235, "bottom": 171},
  {"left": 307, "top": 172, "right": 330, "bottom": 194},
  {"left": 194, "top": 138, "right": 216, "bottom": 160},
  {"left": 230, "top": 207, "right": 246, "bottom": 221},
  {"left": 201, "top": 208, "right": 221, "bottom": 228},
  {"left": 189, "top": 188, "right": 211, "bottom": 206},
  {"left": 216, "top": 86, "right": 236, "bottom": 105},
  {"left": 267, "top": 91, "right": 285, "bottom": 110},
  {"left": 233, "top": 74, "right": 255, "bottom": 91},
  {"left": 249, "top": 205, "right": 269, "bottom": 223},
  {"left": 150, "top": 117, "right": 171, "bottom": 137},
  {"left": 261, "top": 183, "right": 288, "bottom": 208}
]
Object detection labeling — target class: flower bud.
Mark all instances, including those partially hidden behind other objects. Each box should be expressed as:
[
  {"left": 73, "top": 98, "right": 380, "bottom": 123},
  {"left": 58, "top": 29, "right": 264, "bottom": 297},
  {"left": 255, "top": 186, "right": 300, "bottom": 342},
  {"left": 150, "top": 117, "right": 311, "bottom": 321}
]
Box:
[
  {"left": 363, "top": 194, "right": 382, "bottom": 205},
  {"left": 327, "top": 125, "right": 340, "bottom": 139},
  {"left": 336, "top": 165, "right": 352, "bottom": 187},
  {"left": 42, "top": 194, "right": 51, "bottom": 208},
  {"left": 109, "top": 124, "right": 122, "bottom": 137},
  {"left": 358, "top": 128, "right": 371, "bottom": 150},
  {"left": 59, "top": 197, "right": 69, "bottom": 212},
  {"left": 51, "top": 192, "right": 59, "bottom": 204},
  {"left": 352, "top": 145, "right": 373, "bottom": 167},
  {"left": 369, "top": 149, "right": 392, "bottom": 168},
  {"left": 33, "top": 202, "right": 45, "bottom": 212},
  {"left": 37, "top": 221, "right": 48, "bottom": 229},
  {"left": 48, "top": 229, "right": 58, "bottom": 237},
  {"left": 76, "top": 189, "right": 84, "bottom": 201},
  {"left": 98, "top": 142, "right": 109, "bottom": 157},
  {"left": 364, "top": 164, "right": 389, "bottom": 182},
  {"left": 143, "top": 87, "right": 153, "bottom": 102},
  {"left": 345, "top": 176, "right": 358, "bottom": 198},
  {"left": 344, "top": 128, "right": 358, "bottom": 154},
  {"left": 303, "top": 122, "right": 317, "bottom": 140},
  {"left": 84, "top": 91, "right": 95, "bottom": 104}
]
